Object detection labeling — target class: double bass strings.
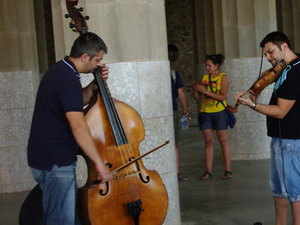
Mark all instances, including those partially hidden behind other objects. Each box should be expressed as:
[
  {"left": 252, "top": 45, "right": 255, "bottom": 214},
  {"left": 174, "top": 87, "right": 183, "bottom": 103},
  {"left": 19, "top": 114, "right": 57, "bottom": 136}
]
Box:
[{"left": 95, "top": 67, "right": 142, "bottom": 202}]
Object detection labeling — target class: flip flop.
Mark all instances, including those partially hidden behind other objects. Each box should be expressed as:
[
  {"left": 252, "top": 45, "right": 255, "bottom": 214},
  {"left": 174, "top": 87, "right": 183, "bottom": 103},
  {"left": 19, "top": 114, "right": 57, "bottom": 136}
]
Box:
[
  {"left": 178, "top": 172, "right": 189, "bottom": 181},
  {"left": 222, "top": 171, "right": 232, "bottom": 180},
  {"left": 200, "top": 171, "right": 212, "bottom": 180}
]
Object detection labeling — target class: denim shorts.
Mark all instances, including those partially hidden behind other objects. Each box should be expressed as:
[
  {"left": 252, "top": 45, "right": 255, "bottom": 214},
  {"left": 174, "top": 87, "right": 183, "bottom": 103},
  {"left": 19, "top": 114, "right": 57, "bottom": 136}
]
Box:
[
  {"left": 31, "top": 163, "right": 81, "bottom": 225},
  {"left": 270, "top": 138, "right": 300, "bottom": 202},
  {"left": 198, "top": 110, "right": 228, "bottom": 130}
]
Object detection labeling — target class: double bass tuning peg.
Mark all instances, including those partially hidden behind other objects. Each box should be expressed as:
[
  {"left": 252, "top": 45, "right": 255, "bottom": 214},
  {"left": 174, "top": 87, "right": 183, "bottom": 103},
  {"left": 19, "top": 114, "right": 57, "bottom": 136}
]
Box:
[
  {"left": 78, "top": 7, "right": 89, "bottom": 20},
  {"left": 65, "top": 11, "right": 89, "bottom": 21}
]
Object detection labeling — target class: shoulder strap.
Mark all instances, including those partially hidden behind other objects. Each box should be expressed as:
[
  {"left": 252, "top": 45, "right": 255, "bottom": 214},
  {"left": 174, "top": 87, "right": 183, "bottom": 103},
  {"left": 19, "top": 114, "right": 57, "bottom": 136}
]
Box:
[
  {"left": 209, "top": 74, "right": 227, "bottom": 109},
  {"left": 219, "top": 101, "right": 226, "bottom": 109},
  {"left": 208, "top": 74, "right": 214, "bottom": 93}
]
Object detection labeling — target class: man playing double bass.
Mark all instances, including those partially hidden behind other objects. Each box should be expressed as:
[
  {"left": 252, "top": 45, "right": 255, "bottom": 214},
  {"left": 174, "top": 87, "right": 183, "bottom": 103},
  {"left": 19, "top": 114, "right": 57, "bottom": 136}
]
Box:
[
  {"left": 235, "top": 31, "right": 300, "bottom": 225},
  {"left": 27, "top": 32, "right": 112, "bottom": 225}
]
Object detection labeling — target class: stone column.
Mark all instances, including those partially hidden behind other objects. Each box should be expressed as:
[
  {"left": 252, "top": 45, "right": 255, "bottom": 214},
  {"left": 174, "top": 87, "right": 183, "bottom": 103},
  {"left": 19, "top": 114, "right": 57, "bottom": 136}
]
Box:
[
  {"left": 194, "top": 0, "right": 277, "bottom": 160},
  {"left": 276, "top": 0, "right": 300, "bottom": 51},
  {"left": 0, "top": 0, "right": 40, "bottom": 192},
  {"left": 51, "top": 1, "right": 180, "bottom": 224}
]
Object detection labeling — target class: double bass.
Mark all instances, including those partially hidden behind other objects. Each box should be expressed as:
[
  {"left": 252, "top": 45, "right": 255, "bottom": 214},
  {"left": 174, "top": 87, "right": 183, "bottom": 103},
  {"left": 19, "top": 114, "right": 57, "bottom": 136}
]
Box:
[{"left": 65, "top": 1, "right": 169, "bottom": 225}]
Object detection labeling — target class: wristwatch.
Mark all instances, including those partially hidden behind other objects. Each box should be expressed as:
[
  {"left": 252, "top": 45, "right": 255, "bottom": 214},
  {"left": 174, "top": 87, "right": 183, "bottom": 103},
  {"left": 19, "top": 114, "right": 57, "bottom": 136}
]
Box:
[{"left": 251, "top": 102, "right": 257, "bottom": 109}]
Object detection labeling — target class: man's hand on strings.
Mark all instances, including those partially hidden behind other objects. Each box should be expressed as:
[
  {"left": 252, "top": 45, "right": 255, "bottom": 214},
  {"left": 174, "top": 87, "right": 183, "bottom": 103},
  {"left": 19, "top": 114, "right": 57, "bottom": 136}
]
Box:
[
  {"left": 100, "top": 64, "right": 109, "bottom": 80},
  {"left": 235, "top": 91, "right": 254, "bottom": 107}
]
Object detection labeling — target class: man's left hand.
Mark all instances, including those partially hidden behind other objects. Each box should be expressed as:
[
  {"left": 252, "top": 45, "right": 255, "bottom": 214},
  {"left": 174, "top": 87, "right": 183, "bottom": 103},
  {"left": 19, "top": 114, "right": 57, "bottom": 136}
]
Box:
[{"left": 100, "top": 64, "right": 109, "bottom": 80}]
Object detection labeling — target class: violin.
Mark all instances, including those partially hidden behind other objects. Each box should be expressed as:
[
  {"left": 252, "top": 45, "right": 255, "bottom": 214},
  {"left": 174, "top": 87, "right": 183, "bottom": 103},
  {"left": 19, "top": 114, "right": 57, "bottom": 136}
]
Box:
[
  {"left": 229, "top": 60, "right": 288, "bottom": 113},
  {"left": 65, "top": 1, "right": 169, "bottom": 225}
]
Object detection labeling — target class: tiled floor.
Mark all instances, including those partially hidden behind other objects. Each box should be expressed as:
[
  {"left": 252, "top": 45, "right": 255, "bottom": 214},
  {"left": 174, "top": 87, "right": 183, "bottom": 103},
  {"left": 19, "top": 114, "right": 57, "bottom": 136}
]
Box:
[{"left": 0, "top": 127, "right": 293, "bottom": 225}]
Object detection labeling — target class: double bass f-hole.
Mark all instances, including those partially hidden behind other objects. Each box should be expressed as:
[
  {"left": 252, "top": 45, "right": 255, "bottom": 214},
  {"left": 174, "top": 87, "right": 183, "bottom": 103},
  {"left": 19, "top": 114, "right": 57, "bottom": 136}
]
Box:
[
  {"left": 129, "top": 157, "right": 150, "bottom": 184},
  {"left": 98, "top": 162, "right": 112, "bottom": 196},
  {"left": 98, "top": 155, "right": 152, "bottom": 197}
]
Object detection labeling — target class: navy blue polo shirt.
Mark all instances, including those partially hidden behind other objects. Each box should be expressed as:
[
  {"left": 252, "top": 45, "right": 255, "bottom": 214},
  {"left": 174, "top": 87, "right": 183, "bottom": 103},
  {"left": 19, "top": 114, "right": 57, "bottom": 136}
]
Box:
[{"left": 27, "top": 57, "right": 84, "bottom": 170}]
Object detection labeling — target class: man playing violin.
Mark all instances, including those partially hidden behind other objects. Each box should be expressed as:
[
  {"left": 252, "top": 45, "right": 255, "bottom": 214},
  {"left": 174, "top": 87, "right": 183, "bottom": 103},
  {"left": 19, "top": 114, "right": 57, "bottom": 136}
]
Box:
[
  {"left": 235, "top": 31, "right": 300, "bottom": 225},
  {"left": 27, "top": 32, "right": 112, "bottom": 225}
]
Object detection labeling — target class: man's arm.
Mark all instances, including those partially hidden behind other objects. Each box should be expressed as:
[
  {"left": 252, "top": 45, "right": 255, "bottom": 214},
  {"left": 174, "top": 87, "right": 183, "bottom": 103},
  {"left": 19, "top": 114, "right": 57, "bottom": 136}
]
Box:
[
  {"left": 177, "top": 87, "right": 190, "bottom": 124},
  {"left": 82, "top": 82, "right": 97, "bottom": 106},
  {"left": 65, "top": 111, "right": 112, "bottom": 183},
  {"left": 177, "top": 87, "right": 188, "bottom": 114},
  {"left": 236, "top": 94, "right": 295, "bottom": 119}
]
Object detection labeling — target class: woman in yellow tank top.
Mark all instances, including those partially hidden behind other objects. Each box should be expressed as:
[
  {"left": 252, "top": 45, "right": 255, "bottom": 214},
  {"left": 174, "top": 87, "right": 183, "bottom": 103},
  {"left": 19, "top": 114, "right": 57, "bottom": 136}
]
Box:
[{"left": 192, "top": 54, "right": 232, "bottom": 180}]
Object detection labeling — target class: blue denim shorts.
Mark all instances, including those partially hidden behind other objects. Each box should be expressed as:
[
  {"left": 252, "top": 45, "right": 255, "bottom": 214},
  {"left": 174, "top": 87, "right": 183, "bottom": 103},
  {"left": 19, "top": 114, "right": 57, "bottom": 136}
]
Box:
[
  {"left": 270, "top": 138, "right": 300, "bottom": 202},
  {"left": 31, "top": 163, "right": 81, "bottom": 225},
  {"left": 198, "top": 110, "right": 228, "bottom": 130}
]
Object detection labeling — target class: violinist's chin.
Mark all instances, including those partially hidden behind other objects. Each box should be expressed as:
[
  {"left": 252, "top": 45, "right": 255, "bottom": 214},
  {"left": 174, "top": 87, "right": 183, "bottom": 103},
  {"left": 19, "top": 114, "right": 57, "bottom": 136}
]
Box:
[{"left": 269, "top": 59, "right": 277, "bottom": 67}]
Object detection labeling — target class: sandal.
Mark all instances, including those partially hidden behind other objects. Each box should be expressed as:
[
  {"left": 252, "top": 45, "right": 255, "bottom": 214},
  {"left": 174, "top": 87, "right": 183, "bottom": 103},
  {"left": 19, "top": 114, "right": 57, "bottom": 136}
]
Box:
[
  {"left": 178, "top": 172, "right": 189, "bottom": 181},
  {"left": 222, "top": 171, "right": 232, "bottom": 180},
  {"left": 200, "top": 171, "right": 212, "bottom": 180}
]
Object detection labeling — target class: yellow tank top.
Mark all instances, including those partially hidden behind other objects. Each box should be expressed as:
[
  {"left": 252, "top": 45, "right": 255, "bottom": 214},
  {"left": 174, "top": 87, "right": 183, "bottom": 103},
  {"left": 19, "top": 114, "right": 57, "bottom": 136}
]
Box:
[{"left": 200, "top": 73, "right": 227, "bottom": 113}]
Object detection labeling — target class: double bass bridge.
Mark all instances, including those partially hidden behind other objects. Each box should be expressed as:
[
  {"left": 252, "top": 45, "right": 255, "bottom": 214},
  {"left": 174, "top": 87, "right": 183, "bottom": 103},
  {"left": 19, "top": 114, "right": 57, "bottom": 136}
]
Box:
[{"left": 114, "top": 170, "right": 139, "bottom": 180}]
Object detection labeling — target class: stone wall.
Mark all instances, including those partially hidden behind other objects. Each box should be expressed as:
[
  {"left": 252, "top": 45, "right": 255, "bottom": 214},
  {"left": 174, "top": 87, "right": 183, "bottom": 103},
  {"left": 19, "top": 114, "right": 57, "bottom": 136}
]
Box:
[
  {"left": 0, "top": 0, "right": 40, "bottom": 193},
  {"left": 165, "top": 0, "right": 198, "bottom": 123}
]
